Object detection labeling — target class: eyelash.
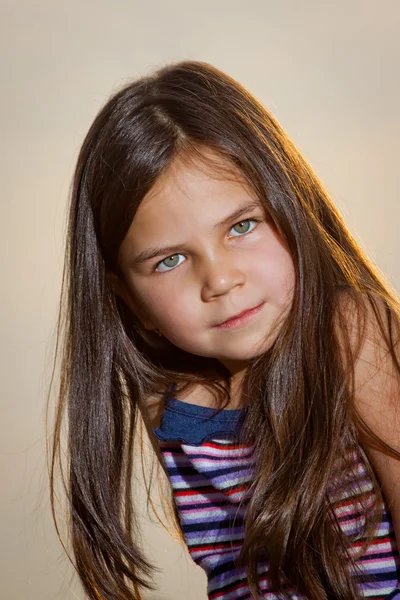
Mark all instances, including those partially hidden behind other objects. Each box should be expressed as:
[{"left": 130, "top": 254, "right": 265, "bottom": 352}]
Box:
[{"left": 153, "top": 217, "right": 262, "bottom": 273}]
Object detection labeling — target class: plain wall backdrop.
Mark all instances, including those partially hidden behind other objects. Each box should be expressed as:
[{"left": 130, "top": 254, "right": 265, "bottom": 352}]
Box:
[{"left": 1, "top": 1, "right": 399, "bottom": 599}]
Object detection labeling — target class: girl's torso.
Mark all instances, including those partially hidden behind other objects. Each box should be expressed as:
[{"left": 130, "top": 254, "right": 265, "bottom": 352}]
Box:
[{"left": 147, "top": 387, "right": 400, "bottom": 600}]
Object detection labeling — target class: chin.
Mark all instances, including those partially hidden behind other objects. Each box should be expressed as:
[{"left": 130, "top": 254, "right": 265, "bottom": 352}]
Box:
[
  {"left": 179, "top": 334, "right": 273, "bottom": 362},
  {"left": 216, "top": 346, "right": 269, "bottom": 363}
]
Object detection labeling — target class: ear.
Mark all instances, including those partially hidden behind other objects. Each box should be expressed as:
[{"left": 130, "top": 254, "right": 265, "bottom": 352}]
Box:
[{"left": 106, "top": 271, "right": 157, "bottom": 332}]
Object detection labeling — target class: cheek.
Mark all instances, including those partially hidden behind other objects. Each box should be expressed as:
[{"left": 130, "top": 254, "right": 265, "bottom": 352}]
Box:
[
  {"left": 152, "top": 291, "right": 200, "bottom": 351},
  {"left": 251, "top": 244, "right": 295, "bottom": 306},
  {"left": 138, "top": 281, "right": 195, "bottom": 328}
]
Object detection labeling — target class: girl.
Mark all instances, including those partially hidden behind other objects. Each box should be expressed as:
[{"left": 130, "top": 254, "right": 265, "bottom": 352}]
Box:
[{"left": 49, "top": 60, "right": 400, "bottom": 600}]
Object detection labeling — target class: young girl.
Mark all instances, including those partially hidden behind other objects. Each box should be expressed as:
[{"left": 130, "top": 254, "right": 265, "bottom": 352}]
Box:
[{"left": 49, "top": 60, "right": 400, "bottom": 600}]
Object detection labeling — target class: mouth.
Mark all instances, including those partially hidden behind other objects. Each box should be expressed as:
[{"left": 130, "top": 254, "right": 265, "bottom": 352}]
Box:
[{"left": 214, "top": 302, "right": 265, "bottom": 329}]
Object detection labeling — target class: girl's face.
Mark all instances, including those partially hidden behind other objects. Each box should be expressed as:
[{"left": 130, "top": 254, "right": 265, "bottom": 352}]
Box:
[{"left": 113, "top": 153, "right": 295, "bottom": 373}]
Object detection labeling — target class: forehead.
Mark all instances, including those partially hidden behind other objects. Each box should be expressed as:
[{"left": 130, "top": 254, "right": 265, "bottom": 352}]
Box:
[{"left": 130, "top": 152, "right": 257, "bottom": 233}]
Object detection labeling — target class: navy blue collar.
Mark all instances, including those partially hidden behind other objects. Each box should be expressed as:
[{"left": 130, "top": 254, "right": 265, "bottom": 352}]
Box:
[{"left": 152, "top": 397, "right": 246, "bottom": 446}]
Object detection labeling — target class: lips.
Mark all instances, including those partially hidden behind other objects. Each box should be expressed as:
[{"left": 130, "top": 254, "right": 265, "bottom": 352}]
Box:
[{"left": 215, "top": 302, "right": 265, "bottom": 327}]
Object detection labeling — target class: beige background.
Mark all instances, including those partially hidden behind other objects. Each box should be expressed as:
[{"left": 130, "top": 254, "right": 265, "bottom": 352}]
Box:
[{"left": 1, "top": 1, "right": 399, "bottom": 599}]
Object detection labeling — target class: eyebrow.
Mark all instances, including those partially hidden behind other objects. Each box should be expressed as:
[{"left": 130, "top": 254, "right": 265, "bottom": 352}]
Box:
[{"left": 131, "top": 200, "right": 262, "bottom": 266}]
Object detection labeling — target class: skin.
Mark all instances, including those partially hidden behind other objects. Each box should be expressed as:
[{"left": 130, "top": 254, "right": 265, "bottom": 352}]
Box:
[
  {"left": 109, "top": 152, "right": 400, "bottom": 545},
  {"left": 109, "top": 151, "right": 295, "bottom": 404},
  {"left": 344, "top": 296, "right": 400, "bottom": 550}
]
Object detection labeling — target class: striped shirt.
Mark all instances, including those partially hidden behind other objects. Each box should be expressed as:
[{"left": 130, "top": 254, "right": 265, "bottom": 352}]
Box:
[{"left": 152, "top": 397, "right": 400, "bottom": 599}]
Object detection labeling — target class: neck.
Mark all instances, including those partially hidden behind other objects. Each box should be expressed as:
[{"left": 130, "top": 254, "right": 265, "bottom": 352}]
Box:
[{"left": 218, "top": 360, "right": 249, "bottom": 409}]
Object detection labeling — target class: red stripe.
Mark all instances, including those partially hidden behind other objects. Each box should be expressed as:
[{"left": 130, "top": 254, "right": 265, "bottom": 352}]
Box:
[
  {"left": 198, "top": 441, "right": 254, "bottom": 451},
  {"left": 350, "top": 535, "right": 392, "bottom": 550},
  {"left": 190, "top": 541, "right": 243, "bottom": 552},
  {"left": 333, "top": 490, "right": 375, "bottom": 510}
]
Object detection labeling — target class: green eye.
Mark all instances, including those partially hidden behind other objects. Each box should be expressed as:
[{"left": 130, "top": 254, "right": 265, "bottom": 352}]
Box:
[
  {"left": 156, "top": 254, "right": 185, "bottom": 272},
  {"left": 230, "top": 219, "right": 257, "bottom": 236},
  {"left": 163, "top": 255, "right": 179, "bottom": 267}
]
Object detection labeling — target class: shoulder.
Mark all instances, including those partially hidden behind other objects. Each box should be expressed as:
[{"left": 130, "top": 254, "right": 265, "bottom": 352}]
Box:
[
  {"left": 334, "top": 290, "right": 400, "bottom": 503},
  {"left": 334, "top": 289, "right": 400, "bottom": 449},
  {"left": 334, "top": 288, "right": 392, "bottom": 345},
  {"left": 336, "top": 289, "right": 400, "bottom": 541},
  {"left": 334, "top": 289, "right": 398, "bottom": 370}
]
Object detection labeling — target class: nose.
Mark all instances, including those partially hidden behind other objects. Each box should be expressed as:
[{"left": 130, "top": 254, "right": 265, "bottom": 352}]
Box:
[{"left": 200, "top": 254, "right": 245, "bottom": 302}]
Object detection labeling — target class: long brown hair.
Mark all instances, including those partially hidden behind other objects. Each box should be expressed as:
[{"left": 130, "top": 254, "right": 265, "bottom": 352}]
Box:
[{"left": 48, "top": 60, "right": 400, "bottom": 600}]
